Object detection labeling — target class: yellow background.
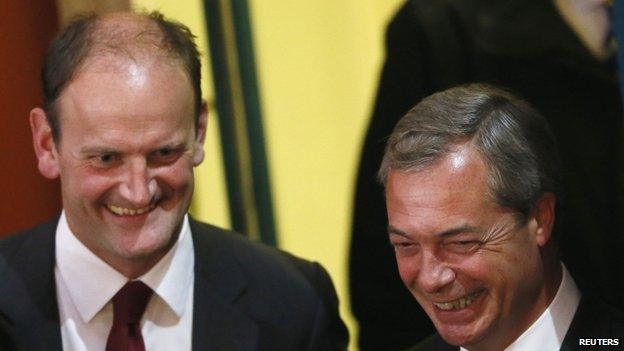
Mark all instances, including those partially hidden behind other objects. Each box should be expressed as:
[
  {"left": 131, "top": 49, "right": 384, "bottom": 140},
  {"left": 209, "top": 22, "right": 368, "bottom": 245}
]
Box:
[{"left": 133, "top": 1, "right": 404, "bottom": 349}]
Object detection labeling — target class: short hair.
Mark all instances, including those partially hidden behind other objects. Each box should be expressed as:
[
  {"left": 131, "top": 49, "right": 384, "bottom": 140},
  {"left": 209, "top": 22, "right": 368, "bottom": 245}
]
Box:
[
  {"left": 41, "top": 11, "right": 202, "bottom": 142},
  {"left": 379, "top": 84, "right": 561, "bottom": 224}
]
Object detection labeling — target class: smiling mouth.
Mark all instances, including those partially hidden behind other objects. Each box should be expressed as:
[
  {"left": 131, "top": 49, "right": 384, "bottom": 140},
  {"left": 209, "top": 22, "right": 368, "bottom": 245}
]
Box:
[
  {"left": 433, "top": 290, "right": 482, "bottom": 311},
  {"left": 106, "top": 203, "right": 156, "bottom": 216}
]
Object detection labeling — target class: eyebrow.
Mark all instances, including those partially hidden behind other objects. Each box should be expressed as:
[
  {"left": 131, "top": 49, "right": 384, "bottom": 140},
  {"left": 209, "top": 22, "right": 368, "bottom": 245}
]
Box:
[
  {"left": 78, "top": 141, "right": 188, "bottom": 155},
  {"left": 78, "top": 146, "right": 118, "bottom": 155},
  {"left": 387, "top": 224, "right": 482, "bottom": 238},
  {"left": 157, "top": 141, "right": 189, "bottom": 150}
]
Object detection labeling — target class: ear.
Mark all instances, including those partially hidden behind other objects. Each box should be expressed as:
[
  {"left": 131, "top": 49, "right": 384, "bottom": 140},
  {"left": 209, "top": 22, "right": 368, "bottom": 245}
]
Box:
[
  {"left": 192, "top": 101, "right": 208, "bottom": 166},
  {"left": 30, "top": 108, "right": 60, "bottom": 179},
  {"left": 532, "top": 192, "right": 556, "bottom": 247}
]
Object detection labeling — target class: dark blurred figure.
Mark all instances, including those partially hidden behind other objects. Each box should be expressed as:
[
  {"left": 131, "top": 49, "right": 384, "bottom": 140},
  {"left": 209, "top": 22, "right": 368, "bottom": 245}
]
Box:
[{"left": 350, "top": 0, "right": 622, "bottom": 349}]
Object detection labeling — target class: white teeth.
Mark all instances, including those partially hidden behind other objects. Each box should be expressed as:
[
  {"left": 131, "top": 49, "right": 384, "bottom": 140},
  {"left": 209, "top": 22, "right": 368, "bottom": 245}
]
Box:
[
  {"left": 434, "top": 291, "right": 481, "bottom": 311},
  {"left": 107, "top": 204, "right": 154, "bottom": 216}
]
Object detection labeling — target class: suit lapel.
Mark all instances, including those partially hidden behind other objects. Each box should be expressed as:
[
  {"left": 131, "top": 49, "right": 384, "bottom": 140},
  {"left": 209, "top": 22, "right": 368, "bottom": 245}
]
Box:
[
  {"left": 190, "top": 219, "right": 258, "bottom": 351},
  {"left": 558, "top": 295, "right": 618, "bottom": 351},
  {"left": 559, "top": 295, "right": 586, "bottom": 351}
]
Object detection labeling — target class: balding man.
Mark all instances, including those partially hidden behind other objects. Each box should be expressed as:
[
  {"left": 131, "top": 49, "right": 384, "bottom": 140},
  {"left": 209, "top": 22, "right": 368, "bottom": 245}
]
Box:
[
  {"left": 379, "top": 84, "right": 624, "bottom": 350},
  {"left": 0, "top": 11, "right": 348, "bottom": 351}
]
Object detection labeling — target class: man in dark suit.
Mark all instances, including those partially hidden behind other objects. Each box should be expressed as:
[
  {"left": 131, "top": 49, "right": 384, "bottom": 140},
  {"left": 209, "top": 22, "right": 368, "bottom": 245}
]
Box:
[
  {"left": 0, "top": 11, "right": 348, "bottom": 351},
  {"left": 379, "top": 84, "right": 624, "bottom": 350},
  {"left": 350, "top": 1, "right": 624, "bottom": 349}
]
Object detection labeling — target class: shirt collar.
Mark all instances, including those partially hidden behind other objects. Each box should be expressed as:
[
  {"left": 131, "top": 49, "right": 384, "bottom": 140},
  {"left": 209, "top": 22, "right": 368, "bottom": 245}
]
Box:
[
  {"left": 140, "top": 215, "right": 194, "bottom": 317},
  {"left": 55, "top": 211, "right": 194, "bottom": 323},
  {"left": 459, "top": 263, "right": 581, "bottom": 351}
]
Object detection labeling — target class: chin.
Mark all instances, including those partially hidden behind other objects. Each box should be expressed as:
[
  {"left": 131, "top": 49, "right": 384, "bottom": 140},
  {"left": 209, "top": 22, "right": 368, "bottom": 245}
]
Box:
[
  {"left": 111, "top": 228, "right": 174, "bottom": 260},
  {"left": 438, "top": 330, "right": 475, "bottom": 347},
  {"left": 436, "top": 321, "right": 490, "bottom": 348}
]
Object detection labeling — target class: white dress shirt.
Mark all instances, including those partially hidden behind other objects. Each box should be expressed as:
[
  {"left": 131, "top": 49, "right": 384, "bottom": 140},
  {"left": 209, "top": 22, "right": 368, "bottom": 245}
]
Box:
[
  {"left": 460, "top": 263, "right": 581, "bottom": 351},
  {"left": 55, "top": 211, "right": 195, "bottom": 351}
]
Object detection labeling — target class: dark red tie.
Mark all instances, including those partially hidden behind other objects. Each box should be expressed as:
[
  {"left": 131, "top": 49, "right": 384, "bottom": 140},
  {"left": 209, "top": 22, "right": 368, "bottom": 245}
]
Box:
[{"left": 106, "top": 281, "right": 154, "bottom": 351}]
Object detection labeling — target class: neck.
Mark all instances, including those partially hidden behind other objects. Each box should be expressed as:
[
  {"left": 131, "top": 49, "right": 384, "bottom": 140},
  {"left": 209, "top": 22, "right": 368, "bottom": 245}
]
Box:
[
  {"left": 541, "top": 246, "right": 563, "bottom": 302},
  {"left": 87, "top": 231, "right": 180, "bottom": 279},
  {"left": 108, "top": 253, "right": 168, "bottom": 279}
]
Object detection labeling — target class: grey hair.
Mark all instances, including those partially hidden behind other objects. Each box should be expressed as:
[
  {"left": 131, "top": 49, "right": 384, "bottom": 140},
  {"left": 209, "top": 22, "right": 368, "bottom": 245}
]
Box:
[{"left": 378, "top": 84, "right": 561, "bottom": 223}]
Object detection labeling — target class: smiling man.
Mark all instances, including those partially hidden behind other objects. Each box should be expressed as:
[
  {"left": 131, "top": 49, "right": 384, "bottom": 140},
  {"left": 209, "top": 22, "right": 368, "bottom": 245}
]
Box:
[
  {"left": 378, "top": 84, "right": 624, "bottom": 350},
  {"left": 0, "top": 11, "right": 347, "bottom": 351}
]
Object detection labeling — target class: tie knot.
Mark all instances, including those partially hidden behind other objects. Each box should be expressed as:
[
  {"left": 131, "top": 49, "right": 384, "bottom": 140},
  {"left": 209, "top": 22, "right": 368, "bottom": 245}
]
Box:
[{"left": 112, "top": 281, "right": 153, "bottom": 325}]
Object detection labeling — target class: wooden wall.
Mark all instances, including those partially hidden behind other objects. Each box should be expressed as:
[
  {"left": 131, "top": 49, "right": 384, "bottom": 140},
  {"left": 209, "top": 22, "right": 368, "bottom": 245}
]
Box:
[
  {"left": 0, "top": 0, "right": 133, "bottom": 237},
  {"left": 0, "top": 0, "right": 61, "bottom": 236}
]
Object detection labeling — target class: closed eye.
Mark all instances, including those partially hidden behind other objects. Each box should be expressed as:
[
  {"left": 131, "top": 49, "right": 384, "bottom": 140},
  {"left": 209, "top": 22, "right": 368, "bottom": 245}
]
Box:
[
  {"left": 452, "top": 240, "right": 476, "bottom": 246},
  {"left": 149, "top": 147, "right": 184, "bottom": 165},
  {"left": 389, "top": 234, "right": 419, "bottom": 256},
  {"left": 90, "top": 153, "right": 121, "bottom": 168},
  {"left": 445, "top": 240, "right": 480, "bottom": 254},
  {"left": 391, "top": 242, "right": 413, "bottom": 248}
]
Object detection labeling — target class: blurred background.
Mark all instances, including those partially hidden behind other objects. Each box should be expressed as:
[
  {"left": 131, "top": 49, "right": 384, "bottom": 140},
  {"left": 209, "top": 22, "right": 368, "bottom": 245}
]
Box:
[{"left": 0, "top": 0, "right": 405, "bottom": 349}]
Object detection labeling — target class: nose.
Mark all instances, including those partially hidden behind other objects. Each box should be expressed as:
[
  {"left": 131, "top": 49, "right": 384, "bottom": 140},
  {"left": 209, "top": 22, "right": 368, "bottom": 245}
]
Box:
[
  {"left": 417, "top": 251, "right": 455, "bottom": 294},
  {"left": 119, "top": 158, "right": 154, "bottom": 207}
]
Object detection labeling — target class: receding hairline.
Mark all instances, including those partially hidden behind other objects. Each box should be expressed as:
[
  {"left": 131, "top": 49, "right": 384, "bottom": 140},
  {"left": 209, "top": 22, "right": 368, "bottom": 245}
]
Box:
[
  {"left": 54, "top": 13, "right": 195, "bottom": 123},
  {"left": 76, "top": 11, "right": 184, "bottom": 69},
  {"left": 378, "top": 132, "right": 475, "bottom": 185},
  {"left": 384, "top": 140, "right": 488, "bottom": 183}
]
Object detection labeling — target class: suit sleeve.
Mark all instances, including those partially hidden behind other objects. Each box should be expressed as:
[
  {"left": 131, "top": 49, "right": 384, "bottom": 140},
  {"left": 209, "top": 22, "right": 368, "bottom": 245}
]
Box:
[{"left": 303, "top": 262, "right": 349, "bottom": 351}]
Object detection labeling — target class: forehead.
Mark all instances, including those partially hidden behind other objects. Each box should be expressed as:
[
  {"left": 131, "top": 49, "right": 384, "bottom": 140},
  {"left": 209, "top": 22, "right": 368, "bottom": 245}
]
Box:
[
  {"left": 385, "top": 145, "right": 502, "bottom": 230},
  {"left": 387, "top": 145, "right": 489, "bottom": 203},
  {"left": 60, "top": 56, "right": 193, "bottom": 121},
  {"left": 55, "top": 56, "right": 195, "bottom": 147}
]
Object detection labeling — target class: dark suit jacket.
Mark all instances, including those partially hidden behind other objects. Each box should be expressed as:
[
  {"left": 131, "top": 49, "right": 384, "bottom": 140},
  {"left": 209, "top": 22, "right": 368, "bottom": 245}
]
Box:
[
  {"left": 350, "top": 0, "right": 623, "bottom": 349},
  {"left": 406, "top": 295, "right": 624, "bottom": 351},
  {"left": 0, "top": 217, "right": 349, "bottom": 351}
]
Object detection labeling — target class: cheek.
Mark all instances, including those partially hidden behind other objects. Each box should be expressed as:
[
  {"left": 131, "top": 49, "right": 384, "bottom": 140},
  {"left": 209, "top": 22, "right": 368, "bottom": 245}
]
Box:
[
  {"left": 156, "top": 162, "right": 195, "bottom": 192},
  {"left": 61, "top": 168, "right": 115, "bottom": 203},
  {"left": 396, "top": 256, "right": 419, "bottom": 288},
  {"left": 439, "top": 253, "right": 498, "bottom": 293},
  {"left": 462, "top": 251, "right": 521, "bottom": 296}
]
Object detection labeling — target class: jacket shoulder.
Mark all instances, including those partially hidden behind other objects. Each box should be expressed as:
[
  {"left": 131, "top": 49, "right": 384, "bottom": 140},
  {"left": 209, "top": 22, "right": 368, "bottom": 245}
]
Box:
[
  {"left": 0, "top": 218, "right": 60, "bottom": 351},
  {"left": 563, "top": 294, "right": 624, "bottom": 344},
  {"left": 0, "top": 218, "right": 57, "bottom": 263},
  {"left": 189, "top": 218, "right": 338, "bottom": 303},
  {"left": 189, "top": 218, "right": 349, "bottom": 349},
  {"left": 189, "top": 218, "right": 315, "bottom": 273}
]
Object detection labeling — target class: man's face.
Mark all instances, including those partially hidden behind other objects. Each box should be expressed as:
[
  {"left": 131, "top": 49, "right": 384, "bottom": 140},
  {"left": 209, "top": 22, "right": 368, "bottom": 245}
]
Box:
[
  {"left": 385, "top": 145, "right": 551, "bottom": 349},
  {"left": 34, "top": 57, "right": 206, "bottom": 273}
]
